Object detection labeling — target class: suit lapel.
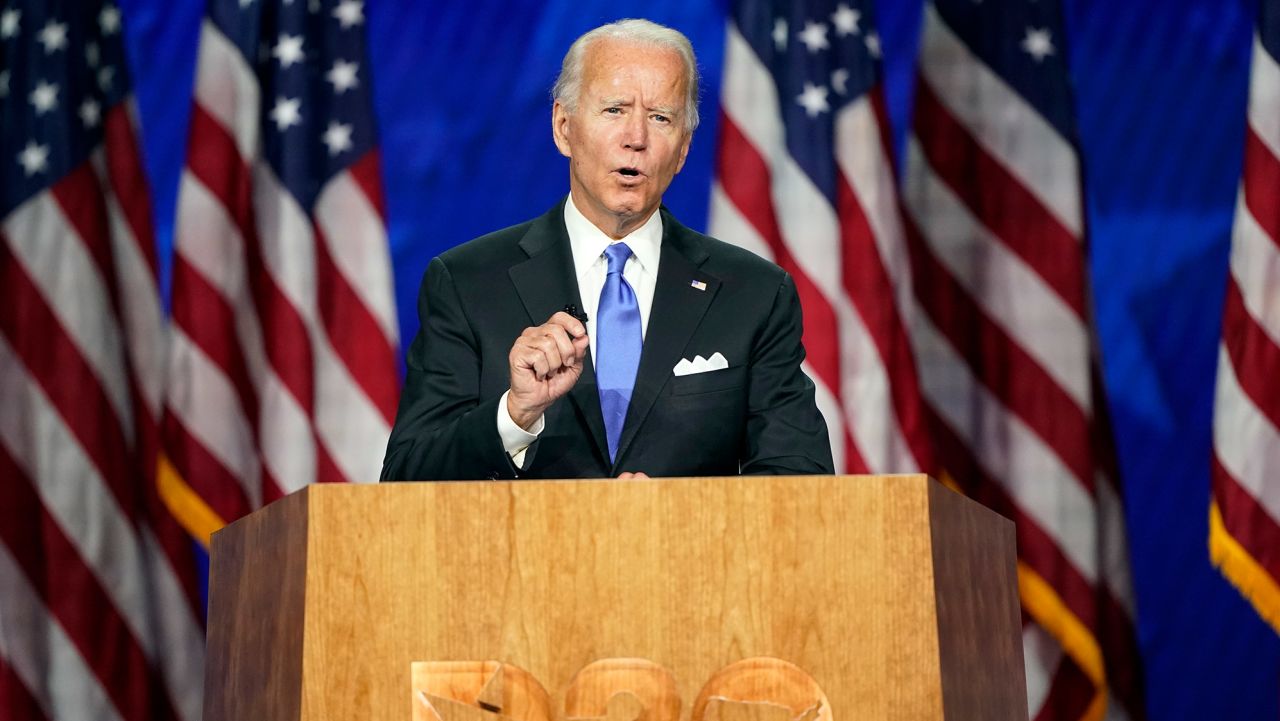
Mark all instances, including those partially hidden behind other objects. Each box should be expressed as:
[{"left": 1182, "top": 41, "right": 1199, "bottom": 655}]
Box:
[
  {"left": 507, "top": 202, "right": 610, "bottom": 465},
  {"left": 613, "top": 210, "right": 720, "bottom": 467}
]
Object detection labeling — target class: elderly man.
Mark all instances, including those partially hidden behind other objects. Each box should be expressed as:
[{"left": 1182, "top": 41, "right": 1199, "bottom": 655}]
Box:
[{"left": 381, "top": 19, "right": 832, "bottom": 481}]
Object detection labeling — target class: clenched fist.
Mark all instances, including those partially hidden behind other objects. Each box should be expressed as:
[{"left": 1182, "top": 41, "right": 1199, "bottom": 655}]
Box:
[{"left": 507, "top": 311, "right": 590, "bottom": 429}]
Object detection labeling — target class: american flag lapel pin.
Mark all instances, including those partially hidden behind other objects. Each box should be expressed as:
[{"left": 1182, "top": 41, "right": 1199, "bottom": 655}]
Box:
[{"left": 690, "top": 279, "right": 707, "bottom": 291}]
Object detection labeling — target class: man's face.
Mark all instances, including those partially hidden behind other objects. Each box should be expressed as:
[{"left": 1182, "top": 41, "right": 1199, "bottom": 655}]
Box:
[{"left": 552, "top": 38, "right": 692, "bottom": 238}]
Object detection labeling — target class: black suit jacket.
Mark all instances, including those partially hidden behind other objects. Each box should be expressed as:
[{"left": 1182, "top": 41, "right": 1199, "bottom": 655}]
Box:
[{"left": 381, "top": 200, "right": 833, "bottom": 480}]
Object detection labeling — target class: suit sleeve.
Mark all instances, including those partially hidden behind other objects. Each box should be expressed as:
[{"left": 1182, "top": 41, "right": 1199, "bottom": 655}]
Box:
[
  {"left": 740, "top": 273, "right": 836, "bottom": 475},
  {"left": 380, "top": 257, "right": 518, "bottom": 481}
]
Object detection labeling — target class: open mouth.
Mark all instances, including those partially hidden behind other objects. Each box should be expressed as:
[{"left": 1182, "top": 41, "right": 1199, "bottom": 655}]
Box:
[{"left": 616, "top": 167, "right": 642, "bottom": 178}]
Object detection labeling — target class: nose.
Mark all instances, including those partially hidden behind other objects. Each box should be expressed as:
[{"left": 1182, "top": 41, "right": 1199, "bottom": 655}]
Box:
[{"left": 621, "top": 113, "right": 648, "bottom": 151}]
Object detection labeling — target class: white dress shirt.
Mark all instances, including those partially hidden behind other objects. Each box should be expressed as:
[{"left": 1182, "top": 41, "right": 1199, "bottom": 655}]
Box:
[{"left": 496, "top": 195, "right": 663, "bottom": 467}]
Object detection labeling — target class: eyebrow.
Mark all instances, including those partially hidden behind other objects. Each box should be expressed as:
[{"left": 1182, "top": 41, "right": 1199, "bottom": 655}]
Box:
[{"left": 600, "top": 98, "right": 682, "bottom": 117}]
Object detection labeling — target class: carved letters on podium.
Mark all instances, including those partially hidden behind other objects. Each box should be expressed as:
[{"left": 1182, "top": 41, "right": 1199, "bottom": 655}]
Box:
[
  {"left": 411, "top": 658, "right": 830, "bottom": 721},
  {"left": 412, "top": 661, "right": 553, "bottom": 721}
]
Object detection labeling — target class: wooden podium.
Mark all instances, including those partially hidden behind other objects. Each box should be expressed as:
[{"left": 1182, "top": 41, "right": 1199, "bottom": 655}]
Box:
[{"left": 204, "top": 475, "right": 1027, "bottom": 721}]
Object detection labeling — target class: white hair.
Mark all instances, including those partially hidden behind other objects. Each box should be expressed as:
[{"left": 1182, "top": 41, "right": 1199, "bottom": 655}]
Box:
[{"left": 552, "top": 18, "right": 701, "bottom": 132}]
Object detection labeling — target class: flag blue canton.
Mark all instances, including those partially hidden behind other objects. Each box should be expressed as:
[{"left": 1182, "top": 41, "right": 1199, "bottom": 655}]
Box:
[
  {"left": 934, "top": 0, "right": 1075, "bottom": 139},
  {"left": 0, "top": 0, "right": 130, "bottom": 217},
  {"left": 209, "top": 0, "right": 377, "bottom": 211},
  {"left": 731, "top": 0, "right": 883, "bottom": 205}
]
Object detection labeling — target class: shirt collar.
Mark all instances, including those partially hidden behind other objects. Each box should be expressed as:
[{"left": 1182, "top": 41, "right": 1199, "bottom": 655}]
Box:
[{"left": 564, "top": 194, "right": 663, "bottom": 281}]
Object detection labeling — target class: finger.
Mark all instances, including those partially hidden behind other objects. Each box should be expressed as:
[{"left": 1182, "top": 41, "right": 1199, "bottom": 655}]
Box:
[
  {"left": 532, "top": 323, "right": 581, "bottom": 367},
  {"left": 530, "top": 352, "right": 549, "bottom": 380},
  {"left": 514, "top": 346, "right": 550, "bottom": 380},
  {"left": 543, "top": 325, "right": 578, "bottom": 365},
  {"left": 546, "top": 323, "right": 588, "bottom": 365},
  {"left": 519, "top": 322, "right": 580, "bottom": 364},
  {"left": 547, "top": 311, "right": 588, "bottom": 340},
  {"left": 530, "top": 334, "right": 564, "bottom": 376},
  {"left": 516, "top": 330, "right": 565, "bottom": 365}
]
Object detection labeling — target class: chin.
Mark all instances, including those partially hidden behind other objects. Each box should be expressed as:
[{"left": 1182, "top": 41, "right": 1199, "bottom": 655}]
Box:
[
  {"left": 608, "top": 202, "right": 640, "bottom": 215},
  {"left": 606, "top": 196, "right": 653, "bottom": 218}
]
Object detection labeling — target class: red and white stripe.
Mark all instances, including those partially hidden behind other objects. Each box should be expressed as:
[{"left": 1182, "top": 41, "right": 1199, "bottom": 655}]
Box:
[
  {"left": 0, "top": 103, "right": 205, "bottom": 720},
  {"left": 710, "top": 22, "right": 934, "bottom": 476},
  {"left": 1210, "top": 30, "right": 1280, "bottom": 633},
  {"left": 905, "top": 6, "right": 1142, "bottom": 720},
  {"left": 164, "top": 18, "right": 398, "bottom": 532}
]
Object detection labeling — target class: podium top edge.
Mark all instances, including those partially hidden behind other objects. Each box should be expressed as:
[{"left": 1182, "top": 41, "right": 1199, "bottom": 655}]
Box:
[{"left": 209, "top": 474, "right": 1012, "bottom": 546}]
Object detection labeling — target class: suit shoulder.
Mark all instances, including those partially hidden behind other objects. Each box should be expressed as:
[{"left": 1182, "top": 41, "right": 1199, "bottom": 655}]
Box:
[
  {"left": 691, "top": 229, "right": 789, "bottom": 286},
  {"left": 434, "top": 218, "right": 536, "bottom": 273}
]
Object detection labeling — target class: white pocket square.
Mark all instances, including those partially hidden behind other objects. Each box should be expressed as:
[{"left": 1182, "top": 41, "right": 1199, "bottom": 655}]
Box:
[{"left": 673, "top": 352, "right": 729, "bottom": 377}]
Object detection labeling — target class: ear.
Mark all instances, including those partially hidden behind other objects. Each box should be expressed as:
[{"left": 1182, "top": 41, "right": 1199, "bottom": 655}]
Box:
[{"left": 552, "top": 101, "right": 573, "bottom": 158}]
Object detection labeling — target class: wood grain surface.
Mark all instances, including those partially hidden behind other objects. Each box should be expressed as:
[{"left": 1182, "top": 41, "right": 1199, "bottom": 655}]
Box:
[
  {"left": 204, "top": 488, "right": 309, "bottom": 721},
  {"left": 205, "top": 474, "right": 1026, "bottom": 721},
  {"left": 928, "top": 482, "right": 1027, "bottom": 718}
]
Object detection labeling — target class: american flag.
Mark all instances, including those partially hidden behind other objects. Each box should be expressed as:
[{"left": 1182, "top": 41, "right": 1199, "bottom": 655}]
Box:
[
  {"left": 903, "top": 1, "right": 1144, "bottom": 719},
  {"left": 1210, "top": 0, "right": 1280, "bottom": 635},
  {"left": 710, "top": 0, "right": 934, "bottom": 477},
  {"left": 0, "top": 1, "right": 205, "bottom": 719},
  {"left": 161, "top": 0, "right": 399, "bottom": 543}
]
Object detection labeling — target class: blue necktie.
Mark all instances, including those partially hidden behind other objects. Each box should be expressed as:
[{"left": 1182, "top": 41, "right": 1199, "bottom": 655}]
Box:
[{"left": 596, "top": 242, "right": 642, "bottom": 462}]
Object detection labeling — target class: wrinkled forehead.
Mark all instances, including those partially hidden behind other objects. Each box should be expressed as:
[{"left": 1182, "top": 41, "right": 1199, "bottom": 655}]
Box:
[{"left": 579, "top": 38, "right": 689, "bottom": 103}]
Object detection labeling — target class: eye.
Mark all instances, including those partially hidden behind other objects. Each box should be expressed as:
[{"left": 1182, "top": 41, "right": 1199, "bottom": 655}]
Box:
[
  {"left": 651, "top": 113, "right": 670, "bottom": 124},
  {"left": 604, "top": 106, "right": 623, "bottom": 115}
]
